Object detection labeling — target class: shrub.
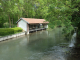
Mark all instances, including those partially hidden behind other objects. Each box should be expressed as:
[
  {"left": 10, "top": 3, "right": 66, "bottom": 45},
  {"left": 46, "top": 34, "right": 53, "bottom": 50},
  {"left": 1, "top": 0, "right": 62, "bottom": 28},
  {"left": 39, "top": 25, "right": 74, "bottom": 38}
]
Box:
[
  {"left": 0, "top": 28, "right": 14, "bottom": 36},
  {"left": 12, "top": 27, "right": 23, "bottom": 33},
  {"left": 0, "top": 27, "right": 22, "bottom": 36}
]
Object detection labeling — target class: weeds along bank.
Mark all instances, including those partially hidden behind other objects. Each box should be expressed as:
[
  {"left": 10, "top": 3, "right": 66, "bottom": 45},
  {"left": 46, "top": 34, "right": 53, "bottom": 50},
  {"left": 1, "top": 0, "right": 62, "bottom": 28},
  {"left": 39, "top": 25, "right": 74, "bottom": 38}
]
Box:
[{"left": 0, "top": 27, "right": 22, "bottom": 36}]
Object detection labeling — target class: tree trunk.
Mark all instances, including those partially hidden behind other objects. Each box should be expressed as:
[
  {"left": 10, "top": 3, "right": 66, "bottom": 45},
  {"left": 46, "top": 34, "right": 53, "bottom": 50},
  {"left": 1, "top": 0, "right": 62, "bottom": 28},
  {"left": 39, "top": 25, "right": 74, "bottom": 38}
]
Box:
[
  {"left": 8, "top": 14, "right": 11, "bottom": 28},
  {"left": 12, "top": 19, "right": 13, "bottom": 28}
]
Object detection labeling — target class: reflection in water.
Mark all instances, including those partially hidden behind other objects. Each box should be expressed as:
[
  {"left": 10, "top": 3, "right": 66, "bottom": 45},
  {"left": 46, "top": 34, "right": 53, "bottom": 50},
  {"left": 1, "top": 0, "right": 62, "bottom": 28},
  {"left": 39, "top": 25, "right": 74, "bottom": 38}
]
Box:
[{"left": 0, "top": 28, "right": 77, "bottom": 60}]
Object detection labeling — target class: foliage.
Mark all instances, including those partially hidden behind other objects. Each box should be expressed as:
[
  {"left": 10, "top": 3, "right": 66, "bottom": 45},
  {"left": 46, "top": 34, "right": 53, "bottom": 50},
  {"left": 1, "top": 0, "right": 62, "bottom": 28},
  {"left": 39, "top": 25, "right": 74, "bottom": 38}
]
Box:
[
  {"left": 3, "top": 22, "right": 9, "bottom": 28},
  {"left": 0, "top": 0, "right": 80, "bottom": 35},
  {"left": 12, "top": 27, "right": 23, "bottom": 33},
  {"left": 0, "top": 28, "right": 14, "bottom": 36},
  {"left": 71, "top": 0, "right": 80, "bottom": 35},
  {"left": 0, "top": 27, "right": 22, "bottom": 36}
]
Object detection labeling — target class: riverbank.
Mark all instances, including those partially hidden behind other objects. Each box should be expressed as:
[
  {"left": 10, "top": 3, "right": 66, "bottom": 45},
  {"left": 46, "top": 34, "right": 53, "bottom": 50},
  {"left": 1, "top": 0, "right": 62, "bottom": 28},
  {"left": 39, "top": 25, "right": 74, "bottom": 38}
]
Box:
[{"left": 0, "top": 32, "right": 25, "bottom": 42}]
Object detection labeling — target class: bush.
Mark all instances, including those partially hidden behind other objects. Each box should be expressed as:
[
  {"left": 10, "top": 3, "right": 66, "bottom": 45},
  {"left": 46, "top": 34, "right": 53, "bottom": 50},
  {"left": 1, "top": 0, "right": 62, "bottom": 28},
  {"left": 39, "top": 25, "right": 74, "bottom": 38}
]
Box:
[
  {"left": 12, "top": 27, "right": 23, "bottom": 33},
  {"left": 0, "top": 27, "right": 22, "bottom": 36},
  {"left": 0, "top": 28, "right": 14, "bottom": 36}
]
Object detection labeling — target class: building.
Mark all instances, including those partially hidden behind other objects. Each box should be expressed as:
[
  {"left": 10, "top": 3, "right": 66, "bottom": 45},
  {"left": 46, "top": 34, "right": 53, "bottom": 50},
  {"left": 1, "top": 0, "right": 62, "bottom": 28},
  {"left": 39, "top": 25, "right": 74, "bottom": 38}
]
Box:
[{"left": 16, "top": 18, "right": 49, "bottom": 34}]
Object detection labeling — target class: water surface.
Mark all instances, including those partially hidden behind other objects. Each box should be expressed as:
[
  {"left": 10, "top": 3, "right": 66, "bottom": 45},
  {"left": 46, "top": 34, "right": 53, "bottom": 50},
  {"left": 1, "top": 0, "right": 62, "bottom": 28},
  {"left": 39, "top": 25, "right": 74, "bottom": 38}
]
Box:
[{"left": 0, "top": 28, "right": 79, "bottom": 60}]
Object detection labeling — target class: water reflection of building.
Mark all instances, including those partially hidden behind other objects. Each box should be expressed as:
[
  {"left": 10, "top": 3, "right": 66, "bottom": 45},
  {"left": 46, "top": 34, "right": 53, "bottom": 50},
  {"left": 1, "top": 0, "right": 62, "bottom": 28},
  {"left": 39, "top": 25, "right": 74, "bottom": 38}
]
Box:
[{"left": 16, "top": 18, "right": 49, "bottom": 34}]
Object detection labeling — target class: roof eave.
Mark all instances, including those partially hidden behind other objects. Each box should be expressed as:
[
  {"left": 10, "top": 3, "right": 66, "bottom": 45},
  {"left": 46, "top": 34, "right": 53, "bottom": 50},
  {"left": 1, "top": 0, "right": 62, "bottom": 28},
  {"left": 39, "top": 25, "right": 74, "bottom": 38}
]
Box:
[
  {"left": 16, "top": 18, "right": 29, "bottom": 24},
  {"left": 22, "top": 18, "right": 29, "bottom": 24}
]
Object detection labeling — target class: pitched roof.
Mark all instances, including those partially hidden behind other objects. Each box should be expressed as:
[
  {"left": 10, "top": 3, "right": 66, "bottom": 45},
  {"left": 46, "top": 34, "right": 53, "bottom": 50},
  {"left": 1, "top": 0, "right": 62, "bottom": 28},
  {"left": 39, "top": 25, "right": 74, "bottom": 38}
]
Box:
[{"left": 17, "top": 18, "right": 49, "bottom": 24}]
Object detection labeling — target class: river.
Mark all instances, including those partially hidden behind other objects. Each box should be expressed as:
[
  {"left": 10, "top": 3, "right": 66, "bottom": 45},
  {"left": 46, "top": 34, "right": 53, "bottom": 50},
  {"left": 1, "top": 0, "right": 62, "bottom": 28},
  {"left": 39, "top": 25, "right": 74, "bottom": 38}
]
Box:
[{"left": 0, "top": 28, "right": 79, "bottom": 60}]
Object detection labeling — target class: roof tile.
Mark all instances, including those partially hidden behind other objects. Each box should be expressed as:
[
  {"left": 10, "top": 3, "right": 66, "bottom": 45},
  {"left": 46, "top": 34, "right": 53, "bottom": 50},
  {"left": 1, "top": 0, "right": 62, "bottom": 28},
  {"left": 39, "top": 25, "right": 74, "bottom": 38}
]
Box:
[{"left": 22, "top": 18, "right": 49, "bottom": 24}]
